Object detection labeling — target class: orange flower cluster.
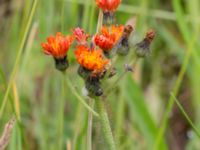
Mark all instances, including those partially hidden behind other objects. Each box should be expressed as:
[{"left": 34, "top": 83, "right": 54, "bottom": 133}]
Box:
[
  {"left": 94, "top": 25, "right": 124, "bottom": 51},
  {"left": 41, "top": 32, "right": 73, "bottom": 59},
  {"left": 74, "top": 45, "right": 109, "bottom": 72},
  {"left": 41, "top": 0, "right": 154, "bottom": 96},
  {"left": 96, "top": 0, "right": 121, "bottom": 12}
]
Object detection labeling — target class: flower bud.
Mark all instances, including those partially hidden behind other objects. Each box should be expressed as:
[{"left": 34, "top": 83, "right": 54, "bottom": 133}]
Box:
[
  {"left": 135, "top": 29, "right": 155, "bottom": 57},
  {"left": 85, "top": 77, "right": 103, "bottom": 96},
  {"left": 114, "top": 25, "right": 134, "bottom": 56}
]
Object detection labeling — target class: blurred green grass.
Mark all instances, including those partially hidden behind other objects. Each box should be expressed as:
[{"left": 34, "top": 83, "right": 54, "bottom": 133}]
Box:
[{"left": 0, "top": 0, "right": 200, "bottom": 150}]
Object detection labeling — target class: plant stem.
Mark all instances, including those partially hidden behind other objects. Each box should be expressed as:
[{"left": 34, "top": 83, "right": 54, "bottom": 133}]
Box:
[
  {"left": 96, "top": 98, "right": 116, "bottom": 150},
  {"left": 72, "top": 102, "right": 82, "bottom": 149},
  {"left": 114, "top": 89, "right": 125, "bottom": 146},
  {"left": 87, "top": 97, "right": 94, "bottom": 150},
  {"left": 96, "top": 11, "right": 103, "bottom": 33},
  {"left": 58, "top": 73, "right": 65, "bottom": 150},
  {"left": 0, "top": 0, "right": 39, "bottom": 120}
]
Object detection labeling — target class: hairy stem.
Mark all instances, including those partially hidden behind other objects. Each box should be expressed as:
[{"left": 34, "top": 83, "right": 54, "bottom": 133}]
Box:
[
  {"left": 96, "top": 98, "right": 116, "bottom": 150},
  {"left": 58, "top": 73, "right": 65, "bottom": 150},
  {"left": 87, "top": 98, "right": 94, "bottom": 150}
]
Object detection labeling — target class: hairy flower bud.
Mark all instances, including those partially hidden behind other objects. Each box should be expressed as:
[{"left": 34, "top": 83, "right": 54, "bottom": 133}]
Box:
[
  {"left": 85, "top": 77, "right": 103, "bottom": 96},
  {"left": 135, "top": 29, "right": 155, "bottom": 57},
  {"left": 112, "top": 25, "right": 134, "bottom": 56}
]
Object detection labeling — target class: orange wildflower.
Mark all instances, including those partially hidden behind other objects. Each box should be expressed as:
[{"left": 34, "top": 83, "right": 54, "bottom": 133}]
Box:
[
  {"left": 94, "top": 25, "right": 124, "bottom": 51},
  {"left": 41, "top": 32, "right": 73, "bottom": 59},
  {"left": 74, "top": 45, "right": 109, "bottom": 72},
  {"left": 73, "top": 27, "right": 90, "bottom": 45},
  {"left": 96, "top": 0, "right": 121, "bottom": 12}
]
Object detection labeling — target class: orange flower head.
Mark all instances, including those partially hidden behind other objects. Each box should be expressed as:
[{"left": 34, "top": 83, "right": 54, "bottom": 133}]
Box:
[
  {"left": 96, "top": 0, "right": 121, "bottom": 12},
  {"left": 73, "top": 27, "right": 90, "bottom": 45},
  {"left": 94, "top": 25, "right": 124, "bottom": 51},
  {"left": 41, "top": 32, "right": 73, "bottom": 59},
  {"left": 74, "top": 45, "right": 110, "bottom": 72}
]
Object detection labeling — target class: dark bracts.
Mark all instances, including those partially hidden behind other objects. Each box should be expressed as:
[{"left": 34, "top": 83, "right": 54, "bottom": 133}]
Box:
[{"left": 54, "top": 55, "right": 69, "bottom": 72}]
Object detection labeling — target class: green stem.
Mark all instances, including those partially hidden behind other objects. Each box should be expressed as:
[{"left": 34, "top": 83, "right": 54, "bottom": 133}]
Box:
[
  {"left": 114, "top": 89, "right": 125, "bottom": 146},
  {"left": 96, "top": 11, "right": 103, "bottom": 33},
  {"left": 96, "top": 99, "right": 116, "bottom": 150},
  {"left": 65, "top": 76, "right": 99, "bottom": 117},
  {"left": 0, "top": 0, "right": 39, "bottom": 120},
  {"left": 58, "top": 73, "right": 65, "bottom": 150},
  {"left": 72, "top": 102, "right": 82, "bottom": 149},
  {"left": 87, "top": 98, "right": 94, "bottom": 150}
]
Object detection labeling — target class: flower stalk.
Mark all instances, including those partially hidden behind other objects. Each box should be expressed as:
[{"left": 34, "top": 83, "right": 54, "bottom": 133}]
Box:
[
  {"left": 57, "top": 73, "right": 65, "bottom": 150},
  {"left": 87, "top": 97, "right": 94, "bottom": 150},
  {"left": 96, "top": 98, "right": 116, "bottom": 150}
]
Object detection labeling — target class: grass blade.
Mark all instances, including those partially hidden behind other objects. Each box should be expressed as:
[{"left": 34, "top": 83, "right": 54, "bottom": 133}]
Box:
[
  {"left": 170, "top": 93, "right": 200, "bottom": 138},
  {"left": 0, "top": 0, "right": 39, "bottom": 120},
  {"left": 124, "top": 74, "right": 167, "bottom": 150}
]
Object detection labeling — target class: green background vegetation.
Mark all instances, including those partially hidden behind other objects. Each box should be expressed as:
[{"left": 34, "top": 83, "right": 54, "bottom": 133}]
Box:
[{"left": 0, "top": 0, "right": 200, "bottom": 149}]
